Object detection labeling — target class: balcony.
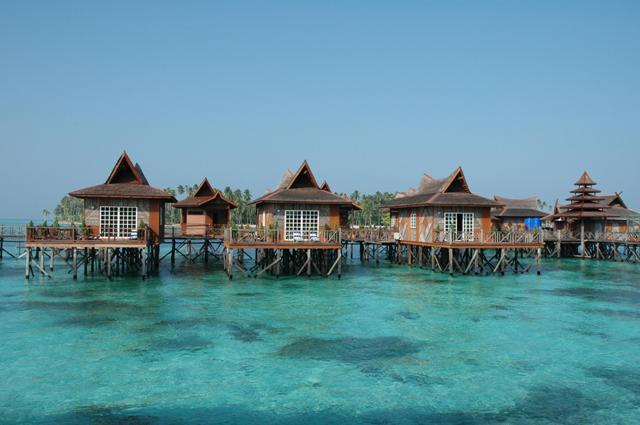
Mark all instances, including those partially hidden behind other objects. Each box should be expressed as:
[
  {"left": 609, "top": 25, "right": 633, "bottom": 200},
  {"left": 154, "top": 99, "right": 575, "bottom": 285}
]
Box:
[{"left": 225, "top": 228, "right": 341, "bottom": 247}]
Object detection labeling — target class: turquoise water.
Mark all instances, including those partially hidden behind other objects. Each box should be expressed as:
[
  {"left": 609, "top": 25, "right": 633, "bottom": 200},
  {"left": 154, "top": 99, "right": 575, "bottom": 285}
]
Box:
[{"left": 1, "top": 256, "right": 639, "bottom": 424}]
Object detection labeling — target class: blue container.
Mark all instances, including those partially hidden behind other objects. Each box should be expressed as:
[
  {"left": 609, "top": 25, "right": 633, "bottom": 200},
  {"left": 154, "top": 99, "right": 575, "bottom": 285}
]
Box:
[{"left": 525, "top": 218, "right": 541, "bottom": 230}]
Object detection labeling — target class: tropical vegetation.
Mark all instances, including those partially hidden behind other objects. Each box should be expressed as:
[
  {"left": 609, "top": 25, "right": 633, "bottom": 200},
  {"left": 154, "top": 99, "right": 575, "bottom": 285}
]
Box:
[{"left": 51, "top": 185, "right": 397, "bottom": 227}]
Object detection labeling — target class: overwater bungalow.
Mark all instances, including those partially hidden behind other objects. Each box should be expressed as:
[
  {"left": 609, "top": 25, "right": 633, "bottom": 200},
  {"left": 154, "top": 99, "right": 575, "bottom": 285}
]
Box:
[
  {"left": 25, "top": 152, "right": 176, "bottom": 278},
  {"left": 383, "top": 167, "right": 543, "bottom": 274},
  {"left": 492, "top": 196, "right": 546, "bottom": 231},
  {"left": 249, "top": 160, "right": 360, "bottom": 240},
  {"left": 173, "top": 178, "right": 237, "bottom": 237},
  {"left": 223, "top": 160, "right": 360, "bottom": 278}
]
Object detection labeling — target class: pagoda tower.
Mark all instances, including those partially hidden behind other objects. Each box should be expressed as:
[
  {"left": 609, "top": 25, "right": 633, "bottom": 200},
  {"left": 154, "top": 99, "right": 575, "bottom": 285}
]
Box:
[{"left": 555, "top": 172, "right": 612, "bottom": 254}]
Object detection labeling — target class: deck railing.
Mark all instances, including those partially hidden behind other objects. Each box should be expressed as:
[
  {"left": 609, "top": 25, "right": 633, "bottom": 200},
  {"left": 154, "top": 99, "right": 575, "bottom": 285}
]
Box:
[
  {"left": 225, "top": 228, "right": 341, "bottom": 245},
  {"left": 543, "top": 230, "right": 640, "bottom": 243},
  {"left": 341, "top": 227, "right": 398, "bottom": 242},
  {"left": 434, "top": 229, "right": 544, "bottom": 245},
  {"left": 25, "top": 226, "right": 150, "bottom": 243},
  {"left": 165, "top": 224, "right": 226, "bottom": 239},
  {"left": 0, "top": 225, "right": 26, "bottom": 237}
]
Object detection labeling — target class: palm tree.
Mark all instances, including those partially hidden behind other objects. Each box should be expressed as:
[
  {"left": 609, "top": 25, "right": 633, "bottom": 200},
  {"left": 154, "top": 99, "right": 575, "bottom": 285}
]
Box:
[{"left": 42, "top": 209, "right": 51, "bottom": 224}]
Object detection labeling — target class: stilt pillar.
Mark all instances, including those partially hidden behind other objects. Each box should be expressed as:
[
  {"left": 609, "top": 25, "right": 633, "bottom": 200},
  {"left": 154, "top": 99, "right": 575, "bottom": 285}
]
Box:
[
  {"left": 25, "top": 248, "right": 31, "bottom": 279},
  {"left": 72, "top": 248, "right": 78, "bottom": 280},
  {"left": 106, "top": 248, "right": 111, "bottom": 279}
]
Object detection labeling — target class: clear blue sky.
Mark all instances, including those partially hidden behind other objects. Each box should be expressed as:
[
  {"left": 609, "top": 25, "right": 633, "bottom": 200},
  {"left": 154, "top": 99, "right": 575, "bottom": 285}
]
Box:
[{"left": 1, "top": 1, "right": 639, "bottom": 218}]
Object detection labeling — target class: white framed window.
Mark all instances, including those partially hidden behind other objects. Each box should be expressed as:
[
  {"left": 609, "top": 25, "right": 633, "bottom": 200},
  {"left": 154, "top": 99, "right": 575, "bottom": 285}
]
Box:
[
  {"left": 284, "top": 210, "right": 319, "bottom": 241},
  {"left": 100, "top": 206, "right": 138, "bottom": 238},
  {"left": 444, "top": 212, "right": 474, "bottom": 236},
  {"left": 410, "top": 211, "right": 417, "bottom": 229}
]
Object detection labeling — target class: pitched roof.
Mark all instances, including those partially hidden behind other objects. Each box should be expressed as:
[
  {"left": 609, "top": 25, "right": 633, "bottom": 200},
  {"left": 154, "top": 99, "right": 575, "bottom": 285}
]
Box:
[
  {"left": 493, "top": 196, "right": 546, "bottom": 218},
  {"left": 250, "top": 161, "right": 360, "bottom": 209},
  {"left": 320, "top": 181, "right": 332, "bottom": 192},
  {"left": 384, "top": 167, "right": 498, "bottom": 208},
  {"left": 575, "top": 171, "right": 597, "bottom": 186},
  {"left": 286, "top": 160, "right": 319, "bottom": 189},
  {"left": 552, "top": 201, "right": 638, "bottom": 221},
  {"left": 600, "top": 193, "right": 627, "bottom": 209},
  {"left": 173, "top": 178, "right": 238, "bottom": 209},
  {"left": 69, "top": 152, "right": 176, "bottom": 201}
]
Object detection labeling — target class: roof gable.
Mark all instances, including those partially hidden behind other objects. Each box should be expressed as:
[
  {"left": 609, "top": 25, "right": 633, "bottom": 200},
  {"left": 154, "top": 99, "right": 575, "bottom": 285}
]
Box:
[
  {"left": 320, "top": 181, "right": 332, "bottom": 192},
  {"left": 607, "top": 193, "right": 627, "bottom": 209},
  {"left": 575, "top": 171, "right": 596, "bottom": 186},
  {"left": 441, "top": 167, "right": 470, "bottom": 193},
  {"left": 287, "top": 160, "right": 319, "bottom": 189},
  {"left": 193, "top": 178, "right": 215, "bottom": 197},
  {"left": 105, "top": 152, "right": 145, "bottom": 185}
]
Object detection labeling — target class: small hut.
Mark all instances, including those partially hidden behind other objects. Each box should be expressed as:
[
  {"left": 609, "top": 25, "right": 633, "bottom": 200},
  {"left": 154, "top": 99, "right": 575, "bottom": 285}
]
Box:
[
  {"left": 249, "top": 160, "right": 360, "bottom": 241},
  {"left": 383, "top": 167, "right": 499, "bottom": 242},
  {"left": 69, "top": 152, "right": 176, "bottom": 243},
  {"left": 173, "top": 178, "right": 238, "bottom": 236},
  {"left": 492, "top": 196, "right": 546, "bottom": 231}
]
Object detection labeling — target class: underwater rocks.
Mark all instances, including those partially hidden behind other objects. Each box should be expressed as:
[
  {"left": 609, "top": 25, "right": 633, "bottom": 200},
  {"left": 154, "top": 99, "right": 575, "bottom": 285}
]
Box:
[{"left": 278, "top": 336, "right": 421, "bottom": 363}]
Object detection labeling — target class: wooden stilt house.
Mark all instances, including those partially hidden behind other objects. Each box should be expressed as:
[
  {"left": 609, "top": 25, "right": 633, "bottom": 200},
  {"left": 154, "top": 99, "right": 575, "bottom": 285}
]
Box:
[
  {"left": 223, "top": 160, "right": 360, "bottom": 278},
  {"left": 384, "top": 167, "right": 498, "bottom": 243},
  {"left": 250, "top": 160, "right": 360, "bottom": 241},
  {"left": 382, "top": 167, "right": 544, "bottom": 275},
  {"left": 173, "top": 178, "right": 237, "bottom": 237},
  {"left": 24, "top": 152, "right": 176, "bottom": 279}
]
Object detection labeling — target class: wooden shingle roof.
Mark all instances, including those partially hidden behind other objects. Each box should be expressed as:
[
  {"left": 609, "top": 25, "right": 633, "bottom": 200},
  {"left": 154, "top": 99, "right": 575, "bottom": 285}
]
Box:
[
  {"left": 493, "top": 196, "right": 546, "bottom": 219},
  {"left": 69, "top": 152, "right": 176, "bottom": 201},
  {"left": 250, "top": 161, "right": 360, "bottom": 209},
  {"left": 384, "top": 167, "right": 499, "bottom": 208},
  {"left": 173, "top": 178, "right": 238, "bottom": 209}
]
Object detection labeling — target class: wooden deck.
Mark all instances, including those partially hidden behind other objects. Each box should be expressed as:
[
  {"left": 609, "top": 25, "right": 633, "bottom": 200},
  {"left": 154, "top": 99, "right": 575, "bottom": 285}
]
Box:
[
  {"left": 25, "top": 239, "right": 147, "bottom": 249},
  {"left": 400, "top": 240, "right": 544, "bottom": 249},
  {"left": 224, "top": 228, "right": 341, "bottom": 249}
]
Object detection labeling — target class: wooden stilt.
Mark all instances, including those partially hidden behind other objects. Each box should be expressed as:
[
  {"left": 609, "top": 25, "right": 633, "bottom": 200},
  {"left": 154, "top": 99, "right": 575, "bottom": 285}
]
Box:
[
  {"left": 72, "top": 248, "right": 78, "bottom": 280},
  {"left": 106, "top": 248, "right": 111, "bottom": 279},
  {"left": 25, "top": 248, "right": 31, "bottom": 279},
  {"left": 141, "top": 248, "right": 147, "bottom": 279},
  {"left": 171, "top": 237, "right": 176, "bottom": 266}
]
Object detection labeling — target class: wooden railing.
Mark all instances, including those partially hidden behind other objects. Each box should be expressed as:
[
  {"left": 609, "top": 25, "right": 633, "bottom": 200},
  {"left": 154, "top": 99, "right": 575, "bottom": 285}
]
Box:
[
  {"left": 25, "top": 226, "right": 150, "bottom": 243},
  {"left": 165, "top": 224, "right": 226, "bottom": 238},
  {"left": 225, "top": 228, "right": 341, "bottom": 245},
  {"left": 433, "top": 229, "right": 544, "bottom": 245},
  {"left": 0, "top": 225, "right": 26, "bottom": 237},
  {"left": 341, "top": 227, "right": 398, "bottom": 242},
  {"left": 543, "top": 230, "right": 640, "bottom": 243}
]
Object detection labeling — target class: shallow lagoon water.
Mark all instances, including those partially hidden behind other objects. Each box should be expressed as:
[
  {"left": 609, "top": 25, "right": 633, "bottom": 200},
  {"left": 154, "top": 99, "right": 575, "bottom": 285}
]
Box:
[{"left": 1, "top": 256, "right": 639, "bottom": 424}]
